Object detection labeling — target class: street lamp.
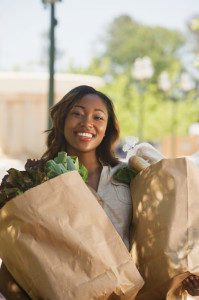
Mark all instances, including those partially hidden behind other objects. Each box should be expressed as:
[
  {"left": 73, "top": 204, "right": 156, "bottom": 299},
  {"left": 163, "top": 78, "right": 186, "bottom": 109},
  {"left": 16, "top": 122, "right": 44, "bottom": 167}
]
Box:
[
  {"left": 179, "top": 72, "right": 194, "bottom": 93},
  {"left": 131, "top": 56, "right": 154, "bottom": 140},
  {"left": 41, "top": 0, "right": 62, "bottom": 129},
  {"left": 158, "top": 71, "right": 171, "bottom": 92},
  {"left": 42, "top": 0, "right": 61, "bottom": 3},
  {"left": 158, "top": 71, "right": 194, "bottom": 157}
]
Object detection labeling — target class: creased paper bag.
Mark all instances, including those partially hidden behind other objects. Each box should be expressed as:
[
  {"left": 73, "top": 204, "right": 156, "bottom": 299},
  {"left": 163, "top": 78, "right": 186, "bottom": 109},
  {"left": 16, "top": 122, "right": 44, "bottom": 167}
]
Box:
[
  {"left": 130, "top": 158, "right": 199, "bottom": 300},
  {"left": 0, "top": 171, "right": 144, "bottom": 300}
]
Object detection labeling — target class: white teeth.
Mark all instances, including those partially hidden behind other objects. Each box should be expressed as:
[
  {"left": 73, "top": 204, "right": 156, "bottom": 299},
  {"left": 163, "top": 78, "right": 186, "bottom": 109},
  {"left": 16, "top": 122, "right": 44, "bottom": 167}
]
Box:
[{"left": 77, "top": 132, "right": 93, "bottom": 137}]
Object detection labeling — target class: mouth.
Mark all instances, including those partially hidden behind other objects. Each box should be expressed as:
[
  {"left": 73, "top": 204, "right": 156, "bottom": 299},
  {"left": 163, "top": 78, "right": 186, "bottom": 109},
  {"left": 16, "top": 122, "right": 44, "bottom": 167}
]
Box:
[{"left": 75, "top": 131, "right": 96, "bottom": 140}]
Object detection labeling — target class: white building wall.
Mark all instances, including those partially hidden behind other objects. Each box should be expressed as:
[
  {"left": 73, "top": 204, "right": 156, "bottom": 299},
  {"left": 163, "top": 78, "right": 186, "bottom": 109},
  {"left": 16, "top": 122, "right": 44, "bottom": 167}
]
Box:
[{"left": 0, "top": 72, "right": 105, "bottom": 159}]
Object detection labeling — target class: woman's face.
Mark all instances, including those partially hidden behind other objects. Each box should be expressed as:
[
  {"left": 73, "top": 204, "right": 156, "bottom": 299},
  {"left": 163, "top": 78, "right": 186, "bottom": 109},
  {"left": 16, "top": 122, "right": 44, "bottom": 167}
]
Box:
[{"left": 64, "top": 94, "right": 108, "bottom": 155}]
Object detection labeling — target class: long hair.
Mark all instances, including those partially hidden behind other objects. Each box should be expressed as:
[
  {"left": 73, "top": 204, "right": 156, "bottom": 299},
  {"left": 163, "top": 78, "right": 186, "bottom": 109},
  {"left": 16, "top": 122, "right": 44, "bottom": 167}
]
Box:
[{"left": 42, "top": 85, "right": 120, "bottom": 167}]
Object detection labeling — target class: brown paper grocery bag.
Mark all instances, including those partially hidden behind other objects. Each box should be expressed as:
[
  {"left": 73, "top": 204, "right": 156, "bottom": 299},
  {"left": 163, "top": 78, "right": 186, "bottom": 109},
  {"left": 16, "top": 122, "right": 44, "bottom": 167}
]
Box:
[
  {"left": 130, "top": 158, "right": 199, "bottom": 300},
  {"left": 0, "top": 171, "right": 144, "bottom": 300}
]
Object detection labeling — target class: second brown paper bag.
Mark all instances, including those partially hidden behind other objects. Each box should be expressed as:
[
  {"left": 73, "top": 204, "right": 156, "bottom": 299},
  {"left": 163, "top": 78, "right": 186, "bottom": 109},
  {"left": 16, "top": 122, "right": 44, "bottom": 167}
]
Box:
[{"left": 130, "top": 157, "right": 199, "bottom": 300}]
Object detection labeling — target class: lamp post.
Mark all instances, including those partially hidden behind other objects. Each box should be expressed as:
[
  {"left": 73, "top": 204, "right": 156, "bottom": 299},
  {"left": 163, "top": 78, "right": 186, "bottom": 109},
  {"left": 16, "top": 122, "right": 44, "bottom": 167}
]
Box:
[
  {"left": 131, "top": 56, "right": 154, "bottom": 140},
  {"left": 158, "top": 71, "right": 194, "bottom": 157},
  {"left": 179, "top": 72, "right": 194, "bottom": 94},
  {"left": 41, "top": 0, "right": 62, "bottom": 129},
  {"left": 158, "top": 71, "right": 171, "bottom": 92}
]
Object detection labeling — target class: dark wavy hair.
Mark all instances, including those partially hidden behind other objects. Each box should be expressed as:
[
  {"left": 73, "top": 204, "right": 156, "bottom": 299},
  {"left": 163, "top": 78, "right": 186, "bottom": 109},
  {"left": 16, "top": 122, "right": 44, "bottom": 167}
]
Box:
[{"left": 42, "top": 85, "right": 120, "bottom": 167}]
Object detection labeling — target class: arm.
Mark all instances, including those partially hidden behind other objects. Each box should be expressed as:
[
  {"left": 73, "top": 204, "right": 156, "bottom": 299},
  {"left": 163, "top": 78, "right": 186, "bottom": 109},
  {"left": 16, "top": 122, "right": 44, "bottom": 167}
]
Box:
[
  {"left": 0, "top": 263, "right": 30, "bottom": 300},
  {"left": 182, "top": 274, "right": 199, "bottom": 296}
]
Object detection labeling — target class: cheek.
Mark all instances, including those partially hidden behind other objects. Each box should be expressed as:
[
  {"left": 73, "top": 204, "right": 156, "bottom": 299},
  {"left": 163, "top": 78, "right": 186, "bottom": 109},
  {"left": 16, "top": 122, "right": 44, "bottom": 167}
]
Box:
[
  {"left": 64, "top": 117, "right": 77, "bottom": 131},
  {"left": 97, "top": 123, "right": 107, "bottom": 142},
  {"left": 64, "top": 119, "right": 73, "bottom": 140}
]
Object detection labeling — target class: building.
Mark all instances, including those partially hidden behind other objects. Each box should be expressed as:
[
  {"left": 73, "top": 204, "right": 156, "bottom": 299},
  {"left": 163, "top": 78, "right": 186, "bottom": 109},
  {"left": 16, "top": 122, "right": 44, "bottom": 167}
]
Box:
[{"left": 0, "top": 72, "right": 104, "bottom": 159}]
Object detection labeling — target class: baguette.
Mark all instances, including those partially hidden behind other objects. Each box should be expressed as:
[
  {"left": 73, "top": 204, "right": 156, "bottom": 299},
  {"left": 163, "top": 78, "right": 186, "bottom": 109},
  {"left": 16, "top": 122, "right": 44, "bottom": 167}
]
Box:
[
  {"left": 136, "top": 146, "right": 166, "bottom": 164},
  {"left": 129, "top": 155, "right": 151, "bottom": 171}
]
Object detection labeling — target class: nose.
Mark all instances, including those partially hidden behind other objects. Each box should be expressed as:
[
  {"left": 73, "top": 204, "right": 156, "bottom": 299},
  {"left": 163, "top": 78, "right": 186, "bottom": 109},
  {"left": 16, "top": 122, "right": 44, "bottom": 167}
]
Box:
[{"left": 80, "top": 115, "right": 93, "bottom": 128}]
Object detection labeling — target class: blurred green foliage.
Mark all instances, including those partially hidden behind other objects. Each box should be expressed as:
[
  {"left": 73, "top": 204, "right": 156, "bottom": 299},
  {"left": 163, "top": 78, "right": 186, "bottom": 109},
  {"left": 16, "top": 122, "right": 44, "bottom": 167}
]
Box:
[
  {"left": 190, "top": 17, "right": 199, "bottom": 67},
  {"left": 101, "top": 15, "right": 185, "bottom": 80},
  {"left": 101, "top": 77, "right": 198, "bottom": 141},
  {"left": 66, "top": 15, "right": 199, "bottom": 142}
]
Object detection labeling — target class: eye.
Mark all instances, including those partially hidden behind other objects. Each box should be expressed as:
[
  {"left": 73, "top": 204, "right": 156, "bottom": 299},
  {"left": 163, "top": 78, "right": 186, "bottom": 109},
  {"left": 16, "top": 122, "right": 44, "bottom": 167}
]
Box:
[
  {"left": 94, "top": 115, "right": 104, "bottom": 120},
  {"left": 72, "top": 111, "right": 82, "bottom": 116}
]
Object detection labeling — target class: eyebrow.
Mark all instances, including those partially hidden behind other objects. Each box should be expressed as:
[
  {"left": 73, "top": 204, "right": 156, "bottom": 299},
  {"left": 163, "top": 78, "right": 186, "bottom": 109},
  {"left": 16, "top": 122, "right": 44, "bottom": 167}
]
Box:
[{"left": 73, "top": 105, "right": 106, "bottom": 114}]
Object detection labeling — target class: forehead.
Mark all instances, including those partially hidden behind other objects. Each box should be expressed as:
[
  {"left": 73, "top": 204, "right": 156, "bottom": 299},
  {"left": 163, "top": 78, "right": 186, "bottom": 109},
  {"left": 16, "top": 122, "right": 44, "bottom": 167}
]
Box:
[{"left": 74, "top": 94, "right": 108, "bottom": 114}]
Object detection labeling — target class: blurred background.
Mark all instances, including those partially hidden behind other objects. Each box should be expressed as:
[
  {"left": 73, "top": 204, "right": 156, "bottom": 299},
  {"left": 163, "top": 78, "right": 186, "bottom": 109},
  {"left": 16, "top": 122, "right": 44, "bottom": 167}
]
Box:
[{"left": 0, "top": 0, "right": 199, "bottom": 180}]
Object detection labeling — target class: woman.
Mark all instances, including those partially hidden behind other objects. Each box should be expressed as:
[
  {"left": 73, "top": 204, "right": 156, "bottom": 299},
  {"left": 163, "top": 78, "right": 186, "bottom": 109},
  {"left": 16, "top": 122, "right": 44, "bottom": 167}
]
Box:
[
  {"left": 0, "top": 85, "right": 132, "bottom": 299},
  {"left": 0, "top": 85, "right": 198, "bottom": 299}
]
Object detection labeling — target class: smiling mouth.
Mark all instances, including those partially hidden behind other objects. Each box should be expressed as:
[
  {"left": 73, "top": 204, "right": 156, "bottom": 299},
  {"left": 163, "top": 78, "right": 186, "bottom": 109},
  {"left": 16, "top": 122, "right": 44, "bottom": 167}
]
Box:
[
  {"left": 77, "top": 132, "right": 93, "bottom": 137},
  {"left": 75, "top": 132, "right": 95, "bottom": 140}
]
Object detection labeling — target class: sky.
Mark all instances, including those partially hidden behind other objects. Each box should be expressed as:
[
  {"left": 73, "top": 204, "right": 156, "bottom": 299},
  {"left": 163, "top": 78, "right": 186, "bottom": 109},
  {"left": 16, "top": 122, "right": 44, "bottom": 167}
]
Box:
[{"left": 0, "top": 0, "right": 199, "bottom": 72}]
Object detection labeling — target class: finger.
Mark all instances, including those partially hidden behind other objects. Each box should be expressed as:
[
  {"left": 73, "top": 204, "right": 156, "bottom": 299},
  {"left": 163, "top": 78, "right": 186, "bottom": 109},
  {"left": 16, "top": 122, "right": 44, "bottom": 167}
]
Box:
[
  {"left": 188, "top": 275, "right": 199, "bottom": 289},
  {"left": 186, "top": 288, "right": 199, "bottom": 297},
  {"left": 182, "top": 277, "right": 195, "bottom": 290},
  {"left": 182, "top": 276, "right": 199, "bottom": 296},
  {"left": 185, "top": 287, "right": 195, "bottom": 296},
  {"left": 191, "top": 277, "right": 199, "bottom": 289}
]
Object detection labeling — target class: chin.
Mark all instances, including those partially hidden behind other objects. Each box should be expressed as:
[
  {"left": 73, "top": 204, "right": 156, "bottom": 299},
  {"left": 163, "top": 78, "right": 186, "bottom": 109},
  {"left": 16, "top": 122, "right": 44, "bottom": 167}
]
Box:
[{"left": 78, "top": 147, "right": 95, "bottom": 153}]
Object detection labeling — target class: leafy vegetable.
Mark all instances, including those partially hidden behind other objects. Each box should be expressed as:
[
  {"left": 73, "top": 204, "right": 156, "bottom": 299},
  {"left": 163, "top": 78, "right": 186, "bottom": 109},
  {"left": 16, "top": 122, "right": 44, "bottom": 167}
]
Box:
[
  {"left": 114, "top": 167, "right": 139, "bottom": 184},
  {"left": 78, "top": 164, "right": 88, "bottom": 182},
  {"left": 0, "top": 159, "right": 48, "bottom": 209},
  {"left": 0, "top": 152, "right": 88, "bottom": 209},
  {"left": 66, "top": 156, "right": 77, "bottom": 171},
  {"left": 45, "top": 159, "right": 67, "bottom": 179},
  {"left": 54, "top": 152, "right": 67, "bottom": 166},
  {"left": 70, "top": 156, "right": 79, "bottom": 171}
]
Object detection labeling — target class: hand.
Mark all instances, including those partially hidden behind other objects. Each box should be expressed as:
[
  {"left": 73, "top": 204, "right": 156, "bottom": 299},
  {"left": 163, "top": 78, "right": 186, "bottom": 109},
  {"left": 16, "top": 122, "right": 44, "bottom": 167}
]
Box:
[
  {"left": 182, "top": 274, "right": 199, "bottom": 296},
  {"left": 0, "top": 263, "right": 30, "bottom": 300}
]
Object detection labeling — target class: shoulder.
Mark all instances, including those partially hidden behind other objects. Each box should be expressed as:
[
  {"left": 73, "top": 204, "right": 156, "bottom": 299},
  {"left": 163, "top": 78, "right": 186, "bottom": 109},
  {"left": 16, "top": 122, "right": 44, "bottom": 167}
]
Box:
[
  {"left": 108, "top": 160, "right": 128, "bottom": 183},
  {"left": 108, "top": 160, "right": 128, "bottom": 173}
]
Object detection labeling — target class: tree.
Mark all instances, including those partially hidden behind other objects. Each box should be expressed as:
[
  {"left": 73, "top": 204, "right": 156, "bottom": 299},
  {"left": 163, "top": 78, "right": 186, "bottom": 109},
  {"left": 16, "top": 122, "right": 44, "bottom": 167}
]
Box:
[
  {"left": 189, "top": 17, "right": 199, "bottom": 67},
  {"left": 101, "top": 15, "right": 186, "bottom": 80},
  {"left": 66, "top": 15, "right": 186, "bottom": 81},
  {"left": 65, "top": 15, "right": 197, "bottom": 142},
  {"left": 101, "top": 74, "right": 198, "bottom": 141},
  {"left": 66, "top": 57, "right": 111, "bottom": 77}
]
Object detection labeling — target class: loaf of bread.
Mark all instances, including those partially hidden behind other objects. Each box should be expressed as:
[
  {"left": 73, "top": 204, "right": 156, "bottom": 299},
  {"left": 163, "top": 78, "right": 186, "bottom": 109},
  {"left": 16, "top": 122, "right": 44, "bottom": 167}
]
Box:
[
  {"left": 129, "top": 155, "right": 151, "bottom": 171},
  {"left": 136, "top": 145, "right": 166, "bottom": 164},
  {"left": 128, "top": 143, "right": 166, "bottom": 171}
]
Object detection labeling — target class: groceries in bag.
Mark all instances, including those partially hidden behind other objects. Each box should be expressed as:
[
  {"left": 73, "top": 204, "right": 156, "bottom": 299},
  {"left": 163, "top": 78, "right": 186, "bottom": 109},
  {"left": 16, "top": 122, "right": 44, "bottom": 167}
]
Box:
[{"left": 130, "top": 158, "right": 199, "bottom": 299}]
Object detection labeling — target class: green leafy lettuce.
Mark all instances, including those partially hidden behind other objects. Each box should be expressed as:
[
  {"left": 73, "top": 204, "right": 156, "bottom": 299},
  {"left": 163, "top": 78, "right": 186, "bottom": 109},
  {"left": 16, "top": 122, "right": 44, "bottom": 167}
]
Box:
[
  {"left": 114, "top": 167, "right": 138, "bottom": 184},
  {"left": 0, "top": 152, "right": 88, "bottom": 209}
]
